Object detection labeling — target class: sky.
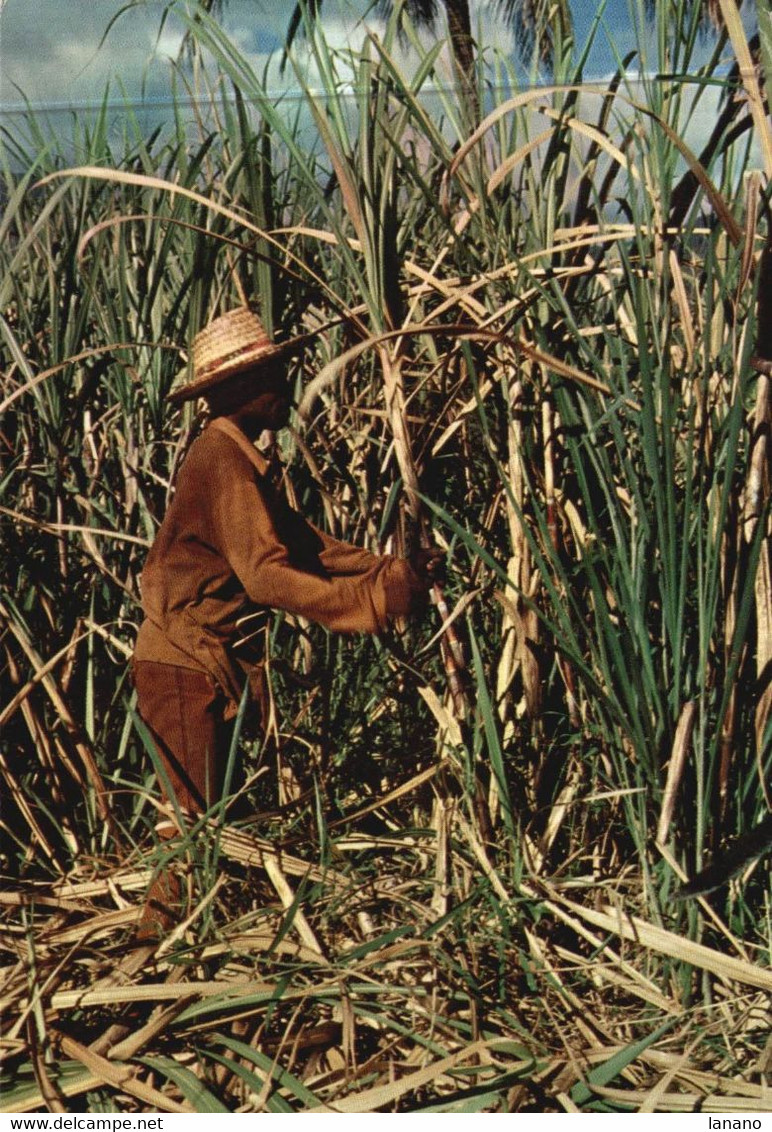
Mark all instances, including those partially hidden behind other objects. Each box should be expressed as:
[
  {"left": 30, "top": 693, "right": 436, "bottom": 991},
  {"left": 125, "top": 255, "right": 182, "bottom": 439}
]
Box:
[
  {"left": 0, "top": 0, "right": 679, "bottom": 113},
  {"left": 0, "top": 0, "right": 745, "bottom": 166}
]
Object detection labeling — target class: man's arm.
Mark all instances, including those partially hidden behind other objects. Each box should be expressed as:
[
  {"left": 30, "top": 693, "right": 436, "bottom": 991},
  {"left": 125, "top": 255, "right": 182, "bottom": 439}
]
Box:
[{"left": 204, "top": 436, "right": 428, "bottom": 630}]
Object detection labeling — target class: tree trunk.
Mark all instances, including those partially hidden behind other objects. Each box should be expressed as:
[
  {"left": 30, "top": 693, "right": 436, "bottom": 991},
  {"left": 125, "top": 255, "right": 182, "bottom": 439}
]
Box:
[{"left": 442, "top": 0, "right": 480, "bottom": 124}]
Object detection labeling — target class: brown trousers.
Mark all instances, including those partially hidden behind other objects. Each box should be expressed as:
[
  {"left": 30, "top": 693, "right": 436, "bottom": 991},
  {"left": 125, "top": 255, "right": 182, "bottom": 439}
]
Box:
[
  {"left": 133, "top": 660, "right": 231, "bottom": 817},
  {"left": 133, "top": 661, "right": 233, "bottom": 938}
]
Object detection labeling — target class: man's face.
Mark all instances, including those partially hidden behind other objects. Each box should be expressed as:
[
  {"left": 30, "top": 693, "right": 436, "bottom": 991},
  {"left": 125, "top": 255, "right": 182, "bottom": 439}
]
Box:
[
  {"left": 207, "top": 364, "right": 293, "bottom": 435},
  {"left": 235, "top": 371, "right": 293, "bottom": 434}
]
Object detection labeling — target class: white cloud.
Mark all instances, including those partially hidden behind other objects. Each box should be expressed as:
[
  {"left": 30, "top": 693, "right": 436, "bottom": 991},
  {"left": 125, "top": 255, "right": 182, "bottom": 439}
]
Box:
[
  {"left": 1, "top": 0, "right": 750, "bottom": 172},
  {"left": 0, "top": 0, "right": 179, "bottom": 107},
  {"left": 0, "top": 0, "right": 598, "bottom": 115}
]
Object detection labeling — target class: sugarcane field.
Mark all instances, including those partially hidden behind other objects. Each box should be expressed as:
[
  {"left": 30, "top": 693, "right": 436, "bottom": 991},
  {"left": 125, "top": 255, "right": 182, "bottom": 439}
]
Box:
[{"left": 1, "top": 0, "right": 772, "bottom": 1115}]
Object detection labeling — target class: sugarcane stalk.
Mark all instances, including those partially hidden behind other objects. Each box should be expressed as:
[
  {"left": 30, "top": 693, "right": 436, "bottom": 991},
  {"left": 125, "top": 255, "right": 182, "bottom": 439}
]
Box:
[
  {"left": 749, "top": 234, "right": 772, "bottom": 813},
  {"left": 427, "top": 567, "right": 469, "bottom": 721},
  {"left": 381, "top": 346, "right": 471, "bottom": 718}
]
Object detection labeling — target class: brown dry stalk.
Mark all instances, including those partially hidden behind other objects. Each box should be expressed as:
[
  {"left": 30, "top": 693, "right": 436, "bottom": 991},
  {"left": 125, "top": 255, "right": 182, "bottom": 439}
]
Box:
[
  {"left": 497, "top": 374, "right": 541, "bottom": 725},
  {"left": 717, "top": 0, "right": 772, "bottom": 178},
  {"left": 430, "top": 796, "right": 452, "bottom": 919},
  {"left": 44, "top": 976, "right": 336, "bottom": 1012},
  {"left": 260, "top": 856, "right": 324, "bottom": 958},
  {"left": 657, "top": 700, "right": 697, "bottom": 844},
  {"left": 547, "top": 894, "right": 772, "bottom": 995},
  {"left": 0, "top": 601, "right": 110, "bottom": 822},
  {"left": 54, "top": 1032, "right": 193, "bottom": 1113},
  {"left": 306, "top": 1039, "right": 525, "bottom": 1113},
  {"left": 27, "top": 1016, "right": 67, "bottom": 1113},
  {"left": 749, "top": 240, "right": 772, "bottom": 810},
  {"left": 0, "top": 628, "right": 94, "bottom": 732}
]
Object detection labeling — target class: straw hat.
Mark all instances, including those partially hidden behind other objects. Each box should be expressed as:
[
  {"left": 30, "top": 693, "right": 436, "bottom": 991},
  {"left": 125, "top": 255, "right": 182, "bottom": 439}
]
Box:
[{"left": 168, "top": 307, "right": 307, "bottom": 405}]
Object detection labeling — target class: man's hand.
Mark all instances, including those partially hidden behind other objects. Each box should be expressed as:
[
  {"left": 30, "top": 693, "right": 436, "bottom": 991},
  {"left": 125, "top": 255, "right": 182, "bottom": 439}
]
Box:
[{"left": 410, "top": 546, "right": 446, "bottom": 586}]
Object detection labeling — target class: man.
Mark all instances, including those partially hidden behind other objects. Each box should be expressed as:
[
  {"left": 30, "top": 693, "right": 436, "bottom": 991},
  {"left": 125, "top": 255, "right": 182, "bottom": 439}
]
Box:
[{"left": 133, "top": 306, "right": 443, "bottom": 934}]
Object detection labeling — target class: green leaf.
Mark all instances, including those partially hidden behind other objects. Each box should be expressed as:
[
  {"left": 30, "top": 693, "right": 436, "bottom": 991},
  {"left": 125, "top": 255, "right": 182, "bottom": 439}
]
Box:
[
  {"left": 570, "top": 1019, "right": 677, "bottom": 1108},
  {"left": 140, "top": 1056, "right": 229, "bottom": 1113},
  {"left": 214, "top": 1036, "right": 323, "bottom": 1108}
]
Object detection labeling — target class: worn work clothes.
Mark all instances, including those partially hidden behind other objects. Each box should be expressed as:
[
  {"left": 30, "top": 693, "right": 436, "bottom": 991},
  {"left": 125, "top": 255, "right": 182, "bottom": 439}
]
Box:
[
  {"left": 133, "top": 661, "right": 228, "bottom": 814},
  {"left": 134, "top": 417, "right": 426, "bottom": 717}
]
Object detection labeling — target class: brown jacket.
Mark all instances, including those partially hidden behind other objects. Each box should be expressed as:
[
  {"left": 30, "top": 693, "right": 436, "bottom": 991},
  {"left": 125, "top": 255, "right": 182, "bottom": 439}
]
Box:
[{"left": 134, "top": 418, "right": 425, "bottom": 714}]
